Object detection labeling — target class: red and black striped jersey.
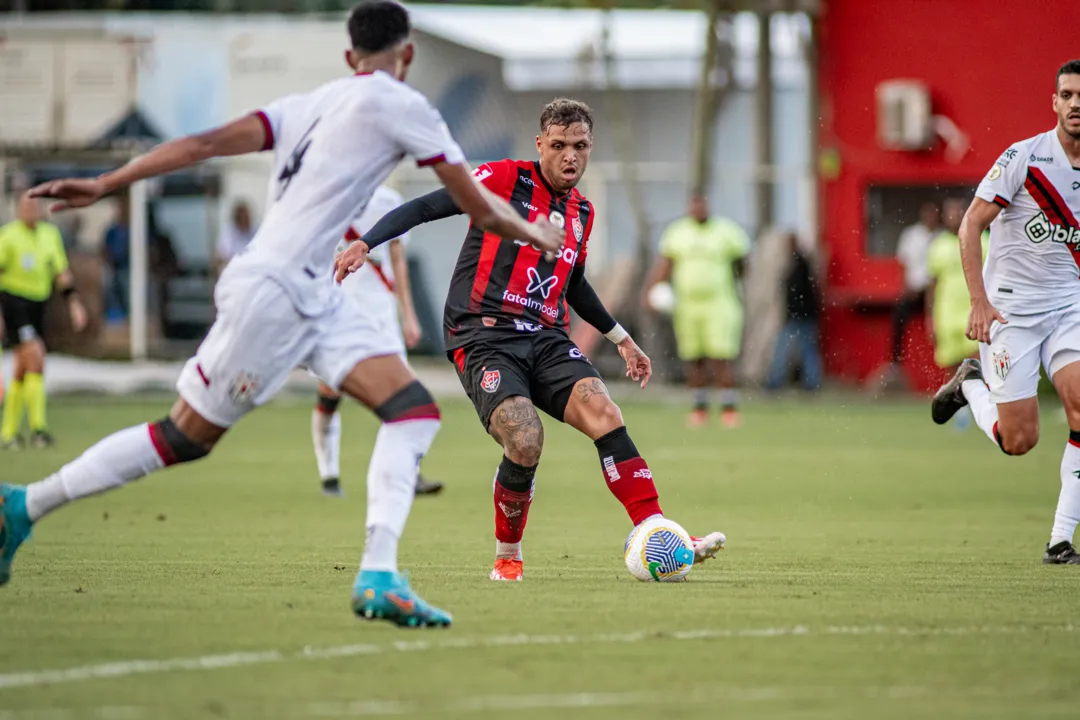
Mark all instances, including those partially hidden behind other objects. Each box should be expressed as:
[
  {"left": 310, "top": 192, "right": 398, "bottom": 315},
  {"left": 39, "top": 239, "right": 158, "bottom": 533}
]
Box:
[{"left": 443, "top": 158, "right": 594, "bottom": 349}]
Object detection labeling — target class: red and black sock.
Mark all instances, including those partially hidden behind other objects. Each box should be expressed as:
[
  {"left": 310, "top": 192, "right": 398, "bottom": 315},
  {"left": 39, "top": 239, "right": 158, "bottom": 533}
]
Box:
[
  {"left": 494, "top": 456, "right": 537, "bottom": 545},
  {"left": 595, "top": 427, "right": 662, "bottom": 525}
]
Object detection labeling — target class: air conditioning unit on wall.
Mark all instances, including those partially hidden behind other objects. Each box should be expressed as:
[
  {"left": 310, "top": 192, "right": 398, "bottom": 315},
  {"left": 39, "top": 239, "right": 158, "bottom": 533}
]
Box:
[{"left": 876, "top": 79, "right": 933, "bottom": 151}]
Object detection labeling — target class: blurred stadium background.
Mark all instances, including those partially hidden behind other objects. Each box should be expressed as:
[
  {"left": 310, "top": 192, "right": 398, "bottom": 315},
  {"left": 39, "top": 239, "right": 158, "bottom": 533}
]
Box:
[
  {"left": 4, "top": 3, "right": 1080, "bottom": 719},
  {"left": 7, "top": 0, "right": 1068, "bottom": 396}
]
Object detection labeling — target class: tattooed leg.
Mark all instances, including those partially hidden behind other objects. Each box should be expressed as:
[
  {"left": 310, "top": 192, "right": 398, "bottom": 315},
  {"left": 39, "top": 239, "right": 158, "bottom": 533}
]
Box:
[
  {"left": 563, "top": 378, "right": 626, "bottom": 441},
  {"left": 489, "top": 396, "right": 545, "bottom": 466}
]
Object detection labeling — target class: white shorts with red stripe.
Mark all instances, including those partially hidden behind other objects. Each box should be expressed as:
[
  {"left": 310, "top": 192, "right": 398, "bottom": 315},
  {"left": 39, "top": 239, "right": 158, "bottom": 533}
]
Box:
[
  {"left": 980, "top": 304, "right": 1080, "bottom": 404},
  {"left": 176, "top": 270, "right": 404, "bottom": 428}
]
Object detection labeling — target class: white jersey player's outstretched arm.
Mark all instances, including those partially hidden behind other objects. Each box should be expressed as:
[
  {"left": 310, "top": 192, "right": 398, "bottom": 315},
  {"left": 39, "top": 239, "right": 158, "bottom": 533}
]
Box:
[
  {"left": 432, "top": 162, "right": 560, "bottom": 253},
  {"left": 28, "top": 115, "right": 269, "bottom": 211},
  {"left": 959, "top": 197, "right": 1007, "bottom": 344},
  {"left": 335, "top": 162, "right": 562, "bottom": 283}
]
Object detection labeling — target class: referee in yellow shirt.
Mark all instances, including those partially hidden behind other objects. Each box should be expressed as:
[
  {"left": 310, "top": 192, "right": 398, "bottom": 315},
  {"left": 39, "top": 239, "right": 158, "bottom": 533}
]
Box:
[{"left": 0, "top": 194, "right": 87, "bottom": 449}]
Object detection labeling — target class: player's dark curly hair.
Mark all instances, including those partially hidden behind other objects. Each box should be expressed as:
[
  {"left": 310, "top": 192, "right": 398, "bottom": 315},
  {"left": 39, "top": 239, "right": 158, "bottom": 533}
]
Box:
[
  {"left": 1057, "top": 59, "right": 1080, "bottom": 87},
  {"left": 347, "top": 0, "right": 411, "bottom": 54},
  {"left": 540, "top": 98, "right": 594, "bottom": 134}
]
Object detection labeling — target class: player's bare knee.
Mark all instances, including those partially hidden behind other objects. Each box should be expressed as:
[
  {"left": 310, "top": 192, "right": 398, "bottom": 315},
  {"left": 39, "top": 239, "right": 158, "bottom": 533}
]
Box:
[
  {"left": 167, "top": 399, "right": 228, "bottom": 451},
  {"left": 593, "top": 398, "right": 624, "bottom": 435},
  {"left": 999, "top": 426, "right": 1039, "bottom": 456},
  {"left": 491, "top": 397, "right": 544, "bottom": 466}
]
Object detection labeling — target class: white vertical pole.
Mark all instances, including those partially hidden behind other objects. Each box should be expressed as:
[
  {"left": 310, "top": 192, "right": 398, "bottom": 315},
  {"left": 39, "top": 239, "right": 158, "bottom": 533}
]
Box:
[{"left": 129, "top": 180, "right": 149, "bottom": 361}]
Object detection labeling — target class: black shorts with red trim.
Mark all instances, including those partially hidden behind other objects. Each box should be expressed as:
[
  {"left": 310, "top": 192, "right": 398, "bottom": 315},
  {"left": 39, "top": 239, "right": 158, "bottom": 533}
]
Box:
[{"left": 448, "top": 330, "right": 602, "bottom": 429}]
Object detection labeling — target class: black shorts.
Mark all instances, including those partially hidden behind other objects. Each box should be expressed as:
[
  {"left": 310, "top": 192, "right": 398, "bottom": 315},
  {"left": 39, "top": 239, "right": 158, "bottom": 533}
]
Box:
[
  {"left": 449, "top": 331, "right": 603, "bottom": 429},
  {"left": 0, "top": 292, "right": 46, "bottom": 347}
]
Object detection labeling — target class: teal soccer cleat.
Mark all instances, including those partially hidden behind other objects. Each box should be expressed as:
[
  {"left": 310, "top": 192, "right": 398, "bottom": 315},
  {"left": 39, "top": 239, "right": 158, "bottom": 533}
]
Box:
[
  {"left": 0, "top": 485, "right": 33, "bottom": 586},
  {"left": 352, "top": 570, "right": 452, "bottom": 629}
]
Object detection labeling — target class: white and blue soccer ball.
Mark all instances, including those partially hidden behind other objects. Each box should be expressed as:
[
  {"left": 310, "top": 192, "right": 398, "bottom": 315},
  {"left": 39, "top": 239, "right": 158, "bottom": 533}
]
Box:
[{"left": 624, "top": 516, "right": 694, "bottom": 582}]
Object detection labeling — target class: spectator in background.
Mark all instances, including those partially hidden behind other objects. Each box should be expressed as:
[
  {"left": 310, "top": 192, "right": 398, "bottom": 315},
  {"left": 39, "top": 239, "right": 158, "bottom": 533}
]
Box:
[
  {"left": 926, "top": 198, "right": 988, "bottom": 429},
  {"left": 101, "top": 195, "right": 131, "bottom": 322},
  {"left": 765, "top": 232, "right": 823, "bottom": 391},
  {"left": 215, "top": 200, "right": 255, "bottom": 277},
  {"left": 889, "top": 201, "right": 942, "bottom": 373},
  {"left": 645, "top": 194, "right": 750, "bottom": 428}
]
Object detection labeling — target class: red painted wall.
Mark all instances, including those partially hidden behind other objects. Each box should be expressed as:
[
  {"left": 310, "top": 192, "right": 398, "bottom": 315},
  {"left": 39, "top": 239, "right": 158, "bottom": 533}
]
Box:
[{"left": 816, "top": 0, "right": 1072, "bottom": 391}]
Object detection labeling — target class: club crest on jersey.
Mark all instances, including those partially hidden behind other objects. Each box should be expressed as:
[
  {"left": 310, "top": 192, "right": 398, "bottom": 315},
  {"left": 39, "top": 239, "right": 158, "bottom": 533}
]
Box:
[
  {"left": 992, "top": 349, "right": 1011, "bottom": 380},
  {"left": 482, "top": 316, "right": 497, "bottom": 327},
  {"left": 549, "top": 210, "right": 565, "bottom": 229},
  {"left": 229, "top": 371, "right": 261, "bottom": 405},
  {"left": 481, "top": 369, "right": 501, "bottom": 393},
  {"left": 572, "top": 217, "right": 584, "bottom": 243}
]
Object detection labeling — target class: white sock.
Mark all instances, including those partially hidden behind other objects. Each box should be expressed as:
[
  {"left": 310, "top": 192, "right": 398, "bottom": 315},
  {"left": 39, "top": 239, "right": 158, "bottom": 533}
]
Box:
[
  {"left": 361, "top": 418, "right": 440, "bottom": 573},
  {"left": 721, "top": 389, "right": 739, "bottom": 409},
  {"left": 1051, "top": 438, "right": 1080, "bottom": 547},
  {"left": 25, "top": 424, "right": 166, "bottom": 522},
  {"left": 312, "top": 410, "right": 342, "bottom": 481},
  {"left": 495, "top": 541, "right": 523, "bottom": 561},
  {"left": 961, "top": 379, "right": 999, "bottom": 445}
]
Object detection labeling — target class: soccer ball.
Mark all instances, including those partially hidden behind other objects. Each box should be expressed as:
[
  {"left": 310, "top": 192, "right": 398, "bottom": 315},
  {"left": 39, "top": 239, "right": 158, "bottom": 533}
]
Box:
[
  {"left": 624, "top": 516, "right": 694, "bottom": 582},
  {"left": 646, "top": 282, "right": 677, "bottom": 315}
]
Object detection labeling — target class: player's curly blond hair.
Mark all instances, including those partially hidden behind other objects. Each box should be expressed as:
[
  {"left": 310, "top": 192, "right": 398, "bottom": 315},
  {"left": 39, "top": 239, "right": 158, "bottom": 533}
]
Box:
[{"left": 540, "top": 98, "right": 594, "bottom": 135}]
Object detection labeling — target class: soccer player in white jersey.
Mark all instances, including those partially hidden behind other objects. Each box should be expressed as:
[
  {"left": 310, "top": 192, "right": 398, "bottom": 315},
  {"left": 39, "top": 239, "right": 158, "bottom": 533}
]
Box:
[
  {"left": 0, "top": 0, "right": 561, "bottom": 628},
  {"left": 312, "top": 184, "right": 444, "bottom": 497},
  {"left": 932, "top": 59, "right": 1080, "bottom": 565}
]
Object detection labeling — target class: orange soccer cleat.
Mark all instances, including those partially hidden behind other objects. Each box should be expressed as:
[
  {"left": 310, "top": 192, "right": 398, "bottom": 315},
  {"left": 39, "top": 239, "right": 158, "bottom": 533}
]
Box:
[{"left": 489, "top": 558, "right": 524, "bottom": 581}]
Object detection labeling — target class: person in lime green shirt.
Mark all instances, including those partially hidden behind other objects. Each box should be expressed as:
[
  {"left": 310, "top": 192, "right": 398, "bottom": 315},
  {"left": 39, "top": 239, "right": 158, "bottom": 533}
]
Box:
[
  {"left": 927, "top": 197, "right": 988, "bottom": 429},
  {"left": 0, "top": 194, "right": 88, "bottom": 449},
  {"left": 645, "top": 194, "right": 750, "bottom": 428}
]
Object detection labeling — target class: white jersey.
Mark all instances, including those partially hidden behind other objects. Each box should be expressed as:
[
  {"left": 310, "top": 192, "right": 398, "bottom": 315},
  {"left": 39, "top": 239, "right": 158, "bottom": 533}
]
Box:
[
  {"left": 337, "top": 185, "right": 408, "bottom": 316},
  {"left": 223, "top": 70, "right": 464, "bottom": 317},
  {"left": 975, "top": 129, "right": 1080, "bottom": 315}
]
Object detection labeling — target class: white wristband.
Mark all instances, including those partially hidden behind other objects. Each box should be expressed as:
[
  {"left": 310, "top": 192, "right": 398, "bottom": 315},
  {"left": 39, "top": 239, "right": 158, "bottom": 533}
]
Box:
[{"left": 604, "top": 323, "right": 629, "bottom": 344}]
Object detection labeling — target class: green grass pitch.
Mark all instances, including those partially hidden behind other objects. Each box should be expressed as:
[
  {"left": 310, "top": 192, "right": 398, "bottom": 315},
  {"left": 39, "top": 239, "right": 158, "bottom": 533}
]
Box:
[{"left": 1, "top": 394, "right": 1079, "bottom": 719}]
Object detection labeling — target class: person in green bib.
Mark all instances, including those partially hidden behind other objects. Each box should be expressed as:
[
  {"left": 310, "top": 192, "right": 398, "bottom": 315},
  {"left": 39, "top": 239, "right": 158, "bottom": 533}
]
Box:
[
  {"left": 646, "top": 195, "right": 751, "bottom": 428},
  {"left": 927, "top": 198, "right": 988, "bottom": 429},
  {"left": 0, "top": 194, "right": 87, "bottom": 449}
]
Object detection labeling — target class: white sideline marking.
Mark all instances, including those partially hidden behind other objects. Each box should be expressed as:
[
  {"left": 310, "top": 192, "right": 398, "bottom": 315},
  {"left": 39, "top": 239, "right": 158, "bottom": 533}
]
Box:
[
  {"left": 0, "top": 624, "right": 1073, "bottom": 691},
  {"left": 305, "top": 687, "right": 945, "bottom": 717}
]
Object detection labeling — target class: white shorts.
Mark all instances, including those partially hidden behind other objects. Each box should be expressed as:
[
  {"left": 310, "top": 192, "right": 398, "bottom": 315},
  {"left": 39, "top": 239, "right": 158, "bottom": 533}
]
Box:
[
  {"left": 177, "top": 273, "right": 405, "bottom": 427},
  {"left": 980, "top": 304, "right": 1080, "bottom": 404}
]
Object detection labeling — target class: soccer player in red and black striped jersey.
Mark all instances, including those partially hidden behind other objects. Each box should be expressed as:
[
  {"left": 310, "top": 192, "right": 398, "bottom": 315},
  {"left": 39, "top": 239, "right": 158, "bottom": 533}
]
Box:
[{"left": 336, "top": 98, "right": 726, "bottom": 581}]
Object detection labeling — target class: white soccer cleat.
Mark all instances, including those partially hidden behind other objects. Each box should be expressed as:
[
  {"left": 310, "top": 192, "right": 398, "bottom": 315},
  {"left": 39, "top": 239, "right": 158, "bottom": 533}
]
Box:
[{"left": 691, "top": 532, "right": 726, "bottom": 564}]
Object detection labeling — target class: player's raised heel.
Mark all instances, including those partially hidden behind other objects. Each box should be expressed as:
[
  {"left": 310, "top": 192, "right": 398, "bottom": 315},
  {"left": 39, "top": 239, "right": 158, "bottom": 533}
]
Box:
[
  {"left": 691, "top": 532, "right": 726, "bottom": 564},
  {"left": 931, "top": 358, "right": 983, "bottom": 425},
  {"left": 352, "top": 570, "right": 452, "bottom": 628},
  {"left": 0, "top": 484, "right": 33, "bottom": 586}
]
